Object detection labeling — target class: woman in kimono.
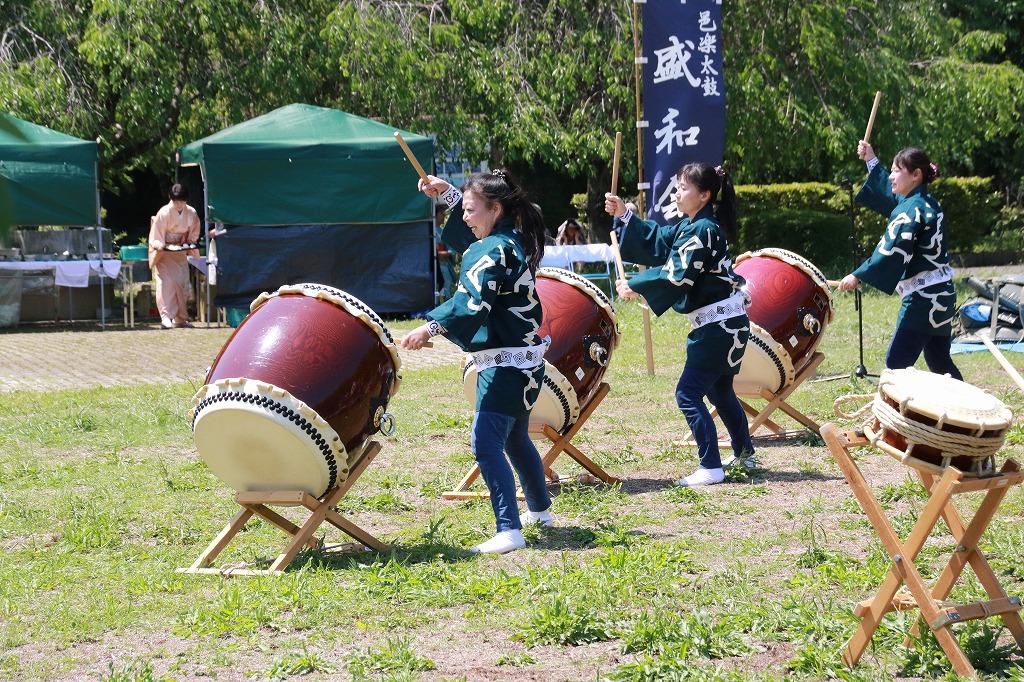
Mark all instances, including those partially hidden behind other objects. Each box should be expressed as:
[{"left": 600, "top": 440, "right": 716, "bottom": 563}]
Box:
[
  {"left": 149, "top": 183, "right": 201, "bottom": 329},
  {"left": 605, "top": 163, "right": 754, "bottom": 487},
  {"left": 838, "top": 143, "right": 961, "bottom": 380},
  {"left": 402, "top": 169, "right": 553, "bottom": 555}
]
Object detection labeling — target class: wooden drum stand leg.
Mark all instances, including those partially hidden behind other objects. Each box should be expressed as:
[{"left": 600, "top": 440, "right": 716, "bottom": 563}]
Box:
[
  {"left": 442, "top": 382, "right": 619, "bottom": 501},
  {"left": 179, "top": 440, "right": 390, "bottom": 577},
  {"left": 821, "top": 423, "right": 1024, "bottom": 677}
]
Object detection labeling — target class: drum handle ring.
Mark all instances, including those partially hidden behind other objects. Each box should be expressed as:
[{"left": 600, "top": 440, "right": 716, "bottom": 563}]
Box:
[
  {"left": 376, "top": 411, "right": 396, "bottom": 436},
  {"left": 589, "top": 342, "right": 609, "bottom": 367},
  {"left": 801, "top": 313, "right": 821, "bottom": 335}
]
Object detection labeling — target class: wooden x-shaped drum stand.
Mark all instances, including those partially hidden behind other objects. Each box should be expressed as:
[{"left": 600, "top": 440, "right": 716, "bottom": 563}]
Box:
[
  {"left": 822, "top": 424, "right": 1024, "bottom": 677},
  {"left": 687, "top": 351, "right": 824, "bottom": 447},
  {"left": 442, "top": 382, "right": 619, "bottom": 500},
  {"left": 179, "top": 440, "right": 389, "bottom": 576}
]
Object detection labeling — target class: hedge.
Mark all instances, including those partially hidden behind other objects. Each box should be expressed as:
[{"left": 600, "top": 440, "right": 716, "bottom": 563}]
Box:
[{"left": 734, "top": 177, "right": 1004, "bottom": 269}]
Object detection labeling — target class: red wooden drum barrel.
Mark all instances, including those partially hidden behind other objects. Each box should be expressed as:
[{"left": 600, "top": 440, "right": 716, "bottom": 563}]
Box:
[
  {"left": 733, "top": 248, "right": 835, "bottom": 394},
  {"left": 190, "top": 283, "right": 401, "bottom": 497},
  {"left": 462, "top": 268, "right": 620, "bottom": 432}
]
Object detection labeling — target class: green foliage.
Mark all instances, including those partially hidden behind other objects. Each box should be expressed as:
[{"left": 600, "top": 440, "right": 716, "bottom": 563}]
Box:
[
  {"left": 931, "top": 176, "right": 1003, "bottom": 251},
  {"left": 738, "top": 209, "right": 851, "bottom": 275},
  {"left": 265, "top": 646, "right": 338, "bottom": 678},
  {"left": 346, "top": 636, "right": 437, "bottom": 680},
  {"left": 515, "top": 596, "right": 613, "bottom": 647},
  {"left": 4, "top": 0, "right": 1022, "bottom": 232},
  {"left": 100, "top": 659, "right": 171, "bottom": 682}
]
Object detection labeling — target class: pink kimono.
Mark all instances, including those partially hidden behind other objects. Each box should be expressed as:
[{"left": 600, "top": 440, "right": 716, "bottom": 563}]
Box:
[{"left": 149, "top": 201, "right": 201, "bottom": 326}]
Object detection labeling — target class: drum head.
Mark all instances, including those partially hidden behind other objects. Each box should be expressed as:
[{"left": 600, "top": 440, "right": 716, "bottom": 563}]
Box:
[
  {"left": 733, "top": 323, "right": 795, "bottom": 394},
  {"left": 877, "top": 368, "right": 1012, "bottom": 431},
  {"left": 461, "top": 357, "right": 580, "bottom": 433},
  {"left": 192, "top": 378, "right": 347, "bottom": 497}
]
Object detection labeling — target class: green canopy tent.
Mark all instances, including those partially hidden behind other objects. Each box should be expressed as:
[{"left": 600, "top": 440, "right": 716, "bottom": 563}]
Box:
[
  {"left": 0, "top": 112, "right": 100, "bottom": 228},
  {"left": 0, "top": 113, "right": 112, "bottom": 329},
  {"left": 178, "top": 104, "right": 436, "bottom": 315}
]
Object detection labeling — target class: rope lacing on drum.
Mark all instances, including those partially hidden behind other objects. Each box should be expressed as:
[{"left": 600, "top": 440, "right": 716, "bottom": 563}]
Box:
[
  {"left": 869, "top": 396, "right": 1006, "bottom": 459},
  {"left": 833, "top": 393, "right": 1006, "bottom": 460},
  {"left": 833, "top": 393, "right": 876, "bottom": 420}
]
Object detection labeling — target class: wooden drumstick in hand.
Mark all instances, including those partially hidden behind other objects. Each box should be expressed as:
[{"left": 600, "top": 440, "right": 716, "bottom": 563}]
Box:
[
  {"left": 864, "top": 91, "right": 882, "bottom": 144},
  {"left": 610, "top": 132, "right": 622, "bottom": 197},
  {"left": 394, "top": 132, "right": 430, "bottom": 183}
]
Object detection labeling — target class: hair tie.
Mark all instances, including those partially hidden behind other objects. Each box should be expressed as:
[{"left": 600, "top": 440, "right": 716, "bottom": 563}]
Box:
[
  {"left": 929, "top": 163, "right": 940, "bottom": 181},
  {"left": 491, "top": 169, "right": 507, "bottom": 181},
  {"left": 714, "top": 165, "right": 726, "bottom": 178}
]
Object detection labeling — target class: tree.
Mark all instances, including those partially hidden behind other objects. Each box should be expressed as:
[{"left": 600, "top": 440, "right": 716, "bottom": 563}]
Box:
[
  {"left": 724, "top": 1, "right": 1024, "bottom": 184},
  {"left": 1, "top": 0, "right": 1022, "bottom": 233}
]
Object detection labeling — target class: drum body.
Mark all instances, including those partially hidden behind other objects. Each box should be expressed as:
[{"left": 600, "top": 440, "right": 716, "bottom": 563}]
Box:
[
  {"left": 462, "top": 268, "right": 620, "bottom": 432},
  {"left": 191, "top": 284, "right": 401, "bottom": 497},
  {"left": 865, "top": 368, "right": 1012, "bottom": 477},
  {"left": 733, "top": 248, "right": 834, "bottom": 394}
]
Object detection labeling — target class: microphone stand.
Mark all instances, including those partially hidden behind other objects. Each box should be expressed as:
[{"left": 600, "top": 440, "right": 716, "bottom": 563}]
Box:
[{"left": 843, "top": 178, "right": 877, "bottom": 382}]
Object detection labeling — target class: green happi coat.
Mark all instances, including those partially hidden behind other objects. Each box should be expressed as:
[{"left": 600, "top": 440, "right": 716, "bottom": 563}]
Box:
[
  {"left": 429, "top": 202, "right": 544, "bottom": 419},
  {"left": 854, "top": 165, "right": 956, "bottom": 335},
  {"left": 619, "top": 205, "right": 749, "bottom": 375}
]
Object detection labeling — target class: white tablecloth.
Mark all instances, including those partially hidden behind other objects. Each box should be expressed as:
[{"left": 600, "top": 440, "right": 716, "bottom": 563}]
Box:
[
  {"left": 0, "top": 259, "right": 122, "bottom": 287},
  {"left": 540, "top": 244, "right": 614, "bottom": 269}
]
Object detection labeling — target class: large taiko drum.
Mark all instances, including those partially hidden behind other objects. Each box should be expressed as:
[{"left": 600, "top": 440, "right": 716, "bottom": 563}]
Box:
[
  {"left": 461, "top": 268, "right": 620, "bottom": 432},
  {"left": 190, "top": 283, "right": 401, "bottom": 497},
  {"left": 863, "top": 368, "right": 1012, "bottom": 478},
  {"left": 733, "top": 248, "right": 835, "bottom": 394}
]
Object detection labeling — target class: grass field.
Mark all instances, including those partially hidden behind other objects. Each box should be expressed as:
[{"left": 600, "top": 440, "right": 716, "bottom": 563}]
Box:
[{"left": 1, "top": 279, "right": 1023, "bottom": 681}]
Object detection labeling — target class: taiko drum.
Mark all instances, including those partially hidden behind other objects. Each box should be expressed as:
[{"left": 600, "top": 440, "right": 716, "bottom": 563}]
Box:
[
  {"left": 191, "top": 283, "right": 401, "bottom": 497},
  {"left": 733, "top": 248, "right": 835, "bottom": 394}
]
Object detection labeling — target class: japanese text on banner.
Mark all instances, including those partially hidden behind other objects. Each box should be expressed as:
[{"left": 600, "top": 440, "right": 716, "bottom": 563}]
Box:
[{"left": 640, "top": 0, "right": 725, "bottom": 225}]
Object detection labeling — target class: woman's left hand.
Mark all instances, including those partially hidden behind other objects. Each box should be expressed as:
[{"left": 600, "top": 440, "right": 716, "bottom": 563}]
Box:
[
  {"left": 400, "top": 324, "right": 431, "bottom": 350},
  {"left": 615, "top": 278, "right": 639, "bottom": 300},
  {"left": 838, "top": 274, "right": 861, "bottom": 291}
]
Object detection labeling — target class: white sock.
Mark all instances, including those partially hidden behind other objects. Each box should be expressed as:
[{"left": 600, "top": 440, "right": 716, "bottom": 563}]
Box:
[
  {"left": 675, "top": 466, "right": 725, "bottom": 488},
  {"left": 519, "top": 509, "right": 554, "bottom": 528},
  {"left": 471, "top": 529, "right": 526, "bottom": 555}
]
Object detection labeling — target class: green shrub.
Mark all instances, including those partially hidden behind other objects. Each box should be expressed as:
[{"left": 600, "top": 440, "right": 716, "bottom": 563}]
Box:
[
  {"left": 737, "top": 209, "right": 852, "bottom": 276},
  {"left": 930, "top": 176, "right": 1002, "bottom": 252},
  {"left": 734, "top": 177, "right": 1005, "bottom": 258}
]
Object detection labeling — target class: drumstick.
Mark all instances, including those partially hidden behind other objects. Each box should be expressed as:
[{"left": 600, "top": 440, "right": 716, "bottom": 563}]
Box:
[
  {"left": 393, "top": 132, "right": 430, "bottom": 183},
  {"left": 863, "top": 91, "right": 882, "bottom": 144},
  {"left": 610, "top": 132, "right": 622, "bottom": 197},
  {"left": 609, "top": 231, "right": 628, "bottom": 282},
  {"left": 980, "top": 335, "right": 1024, "bottom": 393}
]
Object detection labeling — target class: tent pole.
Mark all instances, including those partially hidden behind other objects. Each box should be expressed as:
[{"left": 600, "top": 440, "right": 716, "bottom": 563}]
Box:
[{"left": 95, "top": 159, "right": 106, "bottom": 331}]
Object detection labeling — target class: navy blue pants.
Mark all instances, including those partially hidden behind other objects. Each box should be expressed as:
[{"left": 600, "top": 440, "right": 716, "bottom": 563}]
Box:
[
  {"left": 471, "top": 411, "right": 551, "bottom": 533},
  {"left": 675, "top": 365, "right": 755, "bottom": 470},
  {"left": 886, "top": 327, "right": 962, "bottom": 380}
]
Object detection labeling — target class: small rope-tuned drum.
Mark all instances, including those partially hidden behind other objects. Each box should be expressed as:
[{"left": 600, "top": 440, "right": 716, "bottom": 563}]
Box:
[
  {"left": 191, "top": 283, "right": 401, "bottom": 497},
  {"left": 732, "top": 248, "right": 835, "bottom": 394},
  {"left": 461, "top": 268, "right": 620, "bottom": 432},
  {"left": 864, "top": 368, "right": 1013, "bottom": 477}
]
